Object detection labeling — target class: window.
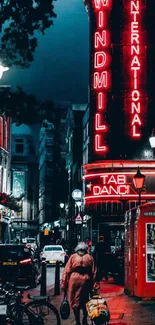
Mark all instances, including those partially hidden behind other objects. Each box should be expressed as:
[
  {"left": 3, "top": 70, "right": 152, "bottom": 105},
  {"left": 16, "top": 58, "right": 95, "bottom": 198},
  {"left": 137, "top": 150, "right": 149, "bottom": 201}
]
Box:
[
  {"left": 15, "top": 139, "right": 24, "bottom": 154},
  {"left": 44, "top": 246, "right": 63, "bottom": 251}
]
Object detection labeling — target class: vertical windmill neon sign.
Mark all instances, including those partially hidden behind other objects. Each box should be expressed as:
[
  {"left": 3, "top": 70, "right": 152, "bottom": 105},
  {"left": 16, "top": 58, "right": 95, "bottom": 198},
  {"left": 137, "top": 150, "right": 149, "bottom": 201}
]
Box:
[{"left": 92, "top": 0, "right": 112, "bottom": 153}]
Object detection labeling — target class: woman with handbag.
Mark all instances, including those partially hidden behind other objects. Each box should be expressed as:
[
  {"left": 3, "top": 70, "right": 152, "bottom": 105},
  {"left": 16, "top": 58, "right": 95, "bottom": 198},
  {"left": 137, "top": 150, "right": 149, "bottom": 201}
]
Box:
[{"left": 61, "top": 242, "right": 96, "bottom": 325}]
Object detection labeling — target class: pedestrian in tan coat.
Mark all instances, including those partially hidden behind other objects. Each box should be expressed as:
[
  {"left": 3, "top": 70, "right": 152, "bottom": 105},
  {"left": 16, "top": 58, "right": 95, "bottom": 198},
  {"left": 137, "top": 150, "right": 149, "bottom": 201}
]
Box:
[{"left": 61, "top": 242, "right": 96, "bottom": 325}]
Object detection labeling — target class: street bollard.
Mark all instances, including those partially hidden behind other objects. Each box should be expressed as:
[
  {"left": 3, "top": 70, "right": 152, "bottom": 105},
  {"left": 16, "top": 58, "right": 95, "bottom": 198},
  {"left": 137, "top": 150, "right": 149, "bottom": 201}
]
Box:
[
  {"left": 0, "top": 305, "right": 7, "bottom": 325},
  {"left": 54, "top": 260, "right": 60, "bottom": 295},
  {"left": 40, "top": 258, "right": 47, "bottom": 296}
]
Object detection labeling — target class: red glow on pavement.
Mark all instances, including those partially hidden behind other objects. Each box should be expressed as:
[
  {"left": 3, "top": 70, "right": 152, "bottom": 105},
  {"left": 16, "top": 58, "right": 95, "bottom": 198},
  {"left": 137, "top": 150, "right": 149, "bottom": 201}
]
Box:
[{"left": 92, "top": 0, "right": 112, "bottom": 154}]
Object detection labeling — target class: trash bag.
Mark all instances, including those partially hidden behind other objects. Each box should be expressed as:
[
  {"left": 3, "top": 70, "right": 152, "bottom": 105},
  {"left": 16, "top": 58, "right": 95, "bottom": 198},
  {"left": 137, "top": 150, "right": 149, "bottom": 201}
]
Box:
[{"left": 60, "top": 295, "right": 70, "bottom": 320}]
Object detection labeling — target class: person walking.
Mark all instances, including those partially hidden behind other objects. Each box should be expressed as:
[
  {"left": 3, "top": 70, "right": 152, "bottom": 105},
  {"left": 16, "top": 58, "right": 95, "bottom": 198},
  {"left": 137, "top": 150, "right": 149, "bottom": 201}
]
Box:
[
  {"left": 84, "top": 237, "right": 92, "bottom": 254},
  {"left": 61, "top": 242, "right": 96, "bottom": 325},
  {"left": 93, "top": 235, "right": 111, "bottom": 281}
]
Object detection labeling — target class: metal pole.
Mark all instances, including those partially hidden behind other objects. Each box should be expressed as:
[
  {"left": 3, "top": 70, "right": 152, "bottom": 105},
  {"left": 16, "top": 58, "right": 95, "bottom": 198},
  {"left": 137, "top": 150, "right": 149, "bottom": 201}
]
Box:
[
  {"left": 54, "top": 260, "right": 60, "bottom": 295},
  {"left": 40, "top": 259, "right": 47, "bottom": 296},
  {"left": 138, "top": 189, "right": 141, "bottom": 206}
]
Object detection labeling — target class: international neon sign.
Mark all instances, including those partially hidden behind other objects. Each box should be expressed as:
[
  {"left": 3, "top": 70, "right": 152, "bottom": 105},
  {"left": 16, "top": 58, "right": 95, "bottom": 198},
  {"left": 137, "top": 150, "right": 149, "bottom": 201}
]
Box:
[
  {"left": 92, "top": 0, "right": 112, "bottom": 153},
  {"left": 84, "top": 172, "right": 155, "bottom": 200},
  {"left": 124, "top": 0, "right": 147, "bottom": 138}
]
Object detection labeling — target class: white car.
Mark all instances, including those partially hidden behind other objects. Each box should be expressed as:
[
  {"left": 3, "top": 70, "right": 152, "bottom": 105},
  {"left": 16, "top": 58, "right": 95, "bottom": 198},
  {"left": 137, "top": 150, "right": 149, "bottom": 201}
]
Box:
[{"left": 41, "top": 245, "right": 66, "bottom": 265}]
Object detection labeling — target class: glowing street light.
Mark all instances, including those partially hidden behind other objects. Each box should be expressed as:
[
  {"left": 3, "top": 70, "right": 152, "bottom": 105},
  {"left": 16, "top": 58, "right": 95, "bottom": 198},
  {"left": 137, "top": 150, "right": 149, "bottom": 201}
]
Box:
[
  {"left": 149, "top": 129, "right": 155, "bottom": 149},
  {"left": 0, "top": 65, "right": 9, "bottom": 79},
  {"left": 60, "top": 203, "right": 65, "bottom": 209},
  {"left": 133, "top": 167, "right": 145, "bottom": 206}
]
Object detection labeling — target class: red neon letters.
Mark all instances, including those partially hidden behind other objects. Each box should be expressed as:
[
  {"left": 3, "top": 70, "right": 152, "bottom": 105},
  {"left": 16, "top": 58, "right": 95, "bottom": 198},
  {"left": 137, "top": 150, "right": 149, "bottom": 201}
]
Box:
[
  {"left": 92, "top": 174, "right": 130, "bottom": 196},
  {"left": 124, "top": 0, "right": 146, "bottom": 138},
  {"left": 84, "top": 172, "right": 155, "bottom": 200},
  {"left": 130, "top": 0, "right": 141, "bottom": 138},
  {"left": 92, "top": 0, "right": 112, "bottom": 153}
]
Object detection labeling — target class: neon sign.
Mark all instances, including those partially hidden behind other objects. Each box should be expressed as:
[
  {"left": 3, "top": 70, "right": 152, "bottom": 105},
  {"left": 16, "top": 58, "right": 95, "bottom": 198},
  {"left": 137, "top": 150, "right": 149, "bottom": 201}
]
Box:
[
  {"left": 84, "top": 172, "right": 155, "bottom": 201},
  {"left": 124, "top": 0, "right": 147, "bottom": 138},
  {"left": 92, "top": 0, "right": 112, "bottom": 153}
]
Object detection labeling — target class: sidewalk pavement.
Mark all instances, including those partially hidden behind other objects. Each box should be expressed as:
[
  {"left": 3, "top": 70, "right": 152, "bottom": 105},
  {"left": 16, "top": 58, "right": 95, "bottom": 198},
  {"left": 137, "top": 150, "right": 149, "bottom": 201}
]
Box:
[{"left": 48, "top": 278, "right": 155, "bottom": 325}]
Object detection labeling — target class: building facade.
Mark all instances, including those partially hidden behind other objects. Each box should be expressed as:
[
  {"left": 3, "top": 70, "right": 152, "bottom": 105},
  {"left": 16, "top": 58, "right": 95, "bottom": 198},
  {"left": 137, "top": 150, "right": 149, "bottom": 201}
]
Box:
[
  {"left": 66, "top": 104, "right": 87, "bottom": 245},
  {"left": 82, "top": 0, "right": 155, "bottom": 248},
  {"left": 11, "top": 123, "right": 40, "bottom": 240},
  {"left": 0, "top": 85, "right": 16, "bottom": 243},
  {"left": 38, "top": 120, "right": 57, "bottom": 244}
]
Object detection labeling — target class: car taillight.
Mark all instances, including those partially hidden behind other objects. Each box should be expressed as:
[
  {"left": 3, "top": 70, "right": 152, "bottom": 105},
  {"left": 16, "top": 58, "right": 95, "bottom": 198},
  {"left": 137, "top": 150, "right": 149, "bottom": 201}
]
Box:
[
  {"left": 60, "top": 253, "right": 65, "bottom": 256},
  {"left": 20, "top": 258, "right": 32, "bottom": 264}
]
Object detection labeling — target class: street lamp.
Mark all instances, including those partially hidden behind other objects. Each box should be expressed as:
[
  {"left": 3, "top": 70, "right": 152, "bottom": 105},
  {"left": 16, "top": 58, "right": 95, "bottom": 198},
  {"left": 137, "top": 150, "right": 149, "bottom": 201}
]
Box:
[
  {"left": 149, "top": 129, "right": 155, "bottom": 149},
  {"left": 0, "top": 65, "right": 9, "bottom": 79},
  {"left": 133, "top": 167, "right": 145, "bottom": 205},
  {"left": 60, "top": 203, "right": 65, "bottom": 209}
]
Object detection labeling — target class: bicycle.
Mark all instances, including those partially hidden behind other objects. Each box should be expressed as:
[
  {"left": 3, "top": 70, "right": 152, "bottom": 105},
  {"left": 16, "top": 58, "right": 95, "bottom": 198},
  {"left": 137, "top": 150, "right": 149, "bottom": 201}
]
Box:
[
  {"left": 26, "top": 293, "right": 61, "bottom": 325},
  {"left": 0, "top": 283, "right": 61, "bottom": 325}
]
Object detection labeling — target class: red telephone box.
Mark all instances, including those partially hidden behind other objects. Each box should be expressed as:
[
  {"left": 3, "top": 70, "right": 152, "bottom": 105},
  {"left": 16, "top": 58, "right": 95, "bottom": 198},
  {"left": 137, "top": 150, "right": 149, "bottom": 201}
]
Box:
[{"left": 133, "top": 202, "right": 155, "bottom": 298}]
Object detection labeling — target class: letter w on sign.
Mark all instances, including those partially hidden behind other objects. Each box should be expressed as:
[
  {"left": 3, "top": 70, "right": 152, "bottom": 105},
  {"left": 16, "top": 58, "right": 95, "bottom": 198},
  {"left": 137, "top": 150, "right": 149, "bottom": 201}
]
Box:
[{"left": 94, "top": 0, "right": 109, "bottom": 9}]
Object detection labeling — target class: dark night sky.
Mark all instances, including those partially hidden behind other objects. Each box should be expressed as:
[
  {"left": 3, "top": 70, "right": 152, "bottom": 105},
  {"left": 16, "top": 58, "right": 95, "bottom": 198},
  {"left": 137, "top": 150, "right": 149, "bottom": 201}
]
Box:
[{"left": 0, "top": 0, "right": 89, "bottom": 103}]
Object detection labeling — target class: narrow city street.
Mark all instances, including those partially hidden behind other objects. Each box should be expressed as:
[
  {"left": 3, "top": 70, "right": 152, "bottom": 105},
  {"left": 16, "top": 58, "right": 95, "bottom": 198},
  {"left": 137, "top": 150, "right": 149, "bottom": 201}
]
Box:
[
  {"left": 46, "top": 266, "right": 64, "bottom": 288},
  {"left": 29, "top": 266, "right": 64, "bottom": 295}
]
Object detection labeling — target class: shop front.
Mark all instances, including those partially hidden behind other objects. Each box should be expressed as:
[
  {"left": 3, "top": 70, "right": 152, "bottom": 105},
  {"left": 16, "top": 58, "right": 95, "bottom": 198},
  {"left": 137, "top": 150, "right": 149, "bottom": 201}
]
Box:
[{"left": 83, "top": 160, "right": 155, "bottom": 250}]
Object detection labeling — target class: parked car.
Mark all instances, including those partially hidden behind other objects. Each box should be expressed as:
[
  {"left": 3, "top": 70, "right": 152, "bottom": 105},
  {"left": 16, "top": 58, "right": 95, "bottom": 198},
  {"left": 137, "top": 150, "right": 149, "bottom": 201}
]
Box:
[
  {"left": 41, "top": 245, "right": 67, "bottom": 265},
  {"left": 0, "top": 244, "right": 39, "bottom": 288}
]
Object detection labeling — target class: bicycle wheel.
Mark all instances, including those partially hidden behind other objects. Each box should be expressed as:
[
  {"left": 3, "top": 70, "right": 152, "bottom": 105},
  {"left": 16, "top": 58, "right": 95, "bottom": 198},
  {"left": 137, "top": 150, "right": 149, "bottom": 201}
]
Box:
[
  {"left": 26, "top": 300, "right": 61, "bottom": 325},
  {"left": 10, "top": 307, "right": 36, "bottom": 325}
]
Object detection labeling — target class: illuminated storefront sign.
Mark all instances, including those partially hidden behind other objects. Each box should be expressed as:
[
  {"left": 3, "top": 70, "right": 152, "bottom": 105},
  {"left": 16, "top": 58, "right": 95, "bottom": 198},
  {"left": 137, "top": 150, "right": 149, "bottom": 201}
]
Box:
[
  {"left": 92, "top": 0, "right": 112, "bottom": 153},
  {"left": 84, "top": 172, "right": 155, "bottom": 201},
  {"left": 124, "top": 0, "right": 147, "bottom": 139}
]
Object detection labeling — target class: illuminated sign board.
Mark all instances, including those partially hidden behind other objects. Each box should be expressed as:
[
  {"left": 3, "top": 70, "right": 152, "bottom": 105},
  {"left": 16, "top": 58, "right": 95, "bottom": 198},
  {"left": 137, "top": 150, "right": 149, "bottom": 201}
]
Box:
[
  {"left": 91, "top": 0, "right": 112, "bottom": 154},
  {"left": 84, "top": 172, "right": 155, "bottom": 201},
  {"left": 12, "top": 171, "right": 25, "bottom": 198},
  {"left": 123, "top": 0, "right": 147, "bottom": 139}
]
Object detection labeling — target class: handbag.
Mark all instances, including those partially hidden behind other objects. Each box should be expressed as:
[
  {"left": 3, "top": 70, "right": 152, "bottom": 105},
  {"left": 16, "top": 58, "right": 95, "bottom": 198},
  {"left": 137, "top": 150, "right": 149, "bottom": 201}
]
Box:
[{"left": 60, "top": 294, "right": 70, "bottom": 320}]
